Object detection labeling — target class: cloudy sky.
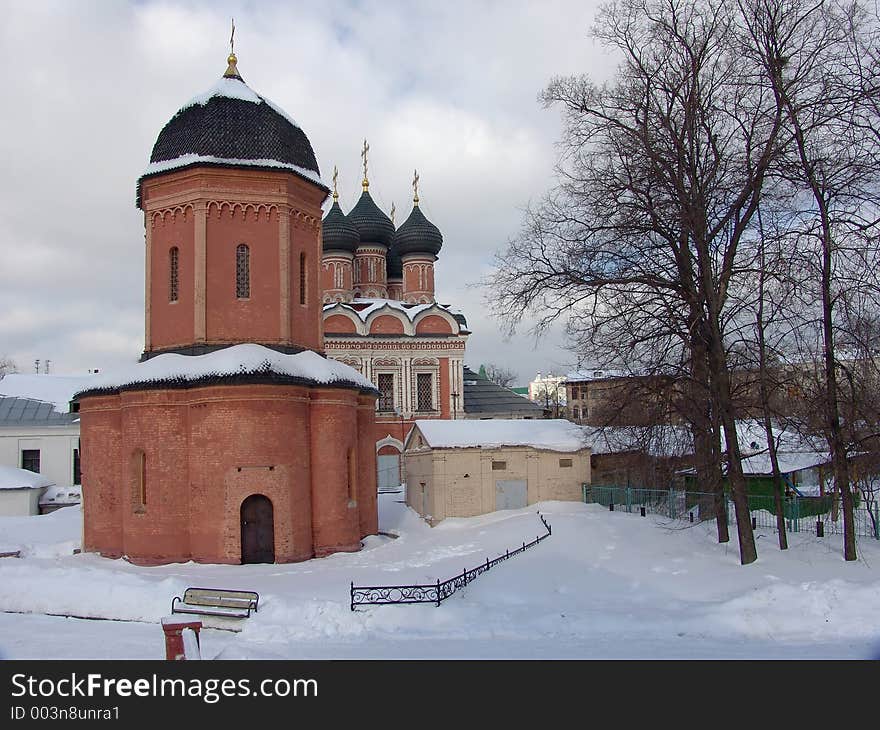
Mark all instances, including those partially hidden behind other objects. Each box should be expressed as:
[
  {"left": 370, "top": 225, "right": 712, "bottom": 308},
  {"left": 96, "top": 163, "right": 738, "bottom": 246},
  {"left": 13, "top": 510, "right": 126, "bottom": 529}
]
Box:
[{"left": 0, "top": 0, "right": 615, "bottom": 385}]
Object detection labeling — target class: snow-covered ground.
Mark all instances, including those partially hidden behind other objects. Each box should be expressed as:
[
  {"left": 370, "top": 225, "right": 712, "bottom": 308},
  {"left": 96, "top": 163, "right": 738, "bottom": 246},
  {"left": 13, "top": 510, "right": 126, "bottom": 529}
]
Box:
[{"left": 1, "top": 495, "right": 879, "bottom": 659}]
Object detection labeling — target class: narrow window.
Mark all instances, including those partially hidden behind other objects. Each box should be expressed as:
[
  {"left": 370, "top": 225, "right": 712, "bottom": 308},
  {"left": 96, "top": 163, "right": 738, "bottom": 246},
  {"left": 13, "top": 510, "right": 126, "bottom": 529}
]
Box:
[
  {"left": 492, "top": 460, "right": 507, "bottom": 471},
  {"left": 559, "top": 458, "right": 573, "bottom": 468},
  {"left": 73, "top": 444, "right": 81, "bottom": 486},
  {"left": 132, "top": 450, "right": 146, "bottom": 511},
  {"left": 169, "top": 246, "right": 179, "bottom": 302},
  {"left": 377, "top": 373, "right": 395, "bottom": 412},
  {"left": 300, "top": 252, "right": 306, "bottom": 305},
  {"left": 416, "top": 373, "right": 434, "bottom": 411},
  {"left": 236, "top": 244, "right": 250, "bottom": 299},
  {"left": 347, "top": 447, "right": 357, "bottom": 504},
  {"left": 21, "top": 449, "right": 40, "bottom": 473},
  {"left": 572, "top": 406, "right": 580, "bottom": 420}
]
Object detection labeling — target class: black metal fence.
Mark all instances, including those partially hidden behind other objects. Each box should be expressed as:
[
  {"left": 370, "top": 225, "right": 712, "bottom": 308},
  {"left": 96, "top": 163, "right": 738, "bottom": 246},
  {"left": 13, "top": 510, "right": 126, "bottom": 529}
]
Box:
[{"left": 350, "top": 512, "right": 552, "bottom": 610}]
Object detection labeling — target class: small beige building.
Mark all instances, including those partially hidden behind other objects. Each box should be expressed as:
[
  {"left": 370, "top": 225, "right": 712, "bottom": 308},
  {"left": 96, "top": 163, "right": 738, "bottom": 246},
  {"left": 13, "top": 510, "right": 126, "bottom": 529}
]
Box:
[{"left": 404, "top": 419, "right": 590, "bottom": 523}]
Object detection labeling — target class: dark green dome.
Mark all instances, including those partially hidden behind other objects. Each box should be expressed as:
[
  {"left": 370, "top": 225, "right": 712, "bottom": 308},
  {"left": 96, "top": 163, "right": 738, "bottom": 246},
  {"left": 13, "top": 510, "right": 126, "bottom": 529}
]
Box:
[
  {"left": 393, "top": 204, "right": 443, "bottom": 257},
  {"left": 348, "top": 190, "right": 395, "bottom": 247},
  {"left": 322, "top": 201, "right": 360, "bottom": 253}
]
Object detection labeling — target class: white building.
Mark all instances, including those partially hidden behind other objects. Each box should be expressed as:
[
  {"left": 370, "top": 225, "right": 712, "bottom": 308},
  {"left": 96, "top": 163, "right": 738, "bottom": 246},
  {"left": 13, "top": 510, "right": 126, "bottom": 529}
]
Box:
[
  {"left": 0, "top": 375, "right": 91, "bottom": 503},
  {"left": 527, "top": 372, "right": 567, "bottom": 417}
]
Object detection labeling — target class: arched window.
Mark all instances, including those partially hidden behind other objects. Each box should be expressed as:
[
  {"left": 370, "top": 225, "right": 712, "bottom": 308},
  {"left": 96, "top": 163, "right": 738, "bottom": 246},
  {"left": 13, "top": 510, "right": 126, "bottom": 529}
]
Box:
[
  {"left": 236, "top": 244, "right": 250, "bottom": 299},
  {"left": 169, "top": 247, "right": 179, "bottom": 302},
  {"left": 132, "top": 450, "right": 146, "bottom": 512},
  {"left": 299, "top": 252, "right": 306, "bottom": 305}
]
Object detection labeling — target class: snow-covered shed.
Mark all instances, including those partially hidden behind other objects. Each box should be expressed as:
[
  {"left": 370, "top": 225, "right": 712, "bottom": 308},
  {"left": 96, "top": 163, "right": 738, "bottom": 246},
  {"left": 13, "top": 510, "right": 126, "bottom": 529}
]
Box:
[
  {"left": 0, "top": 465, "right": 55, "bottom": 516},
  {"left": 403, "top": 419, "right": 590, "bottom": 523}
]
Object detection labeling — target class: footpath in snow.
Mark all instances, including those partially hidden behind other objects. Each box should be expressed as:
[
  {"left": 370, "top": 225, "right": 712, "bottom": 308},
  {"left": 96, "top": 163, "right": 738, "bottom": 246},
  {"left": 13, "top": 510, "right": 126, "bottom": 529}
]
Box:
[{"left": 0, "top": 494, "right": 879, "bottom": 659}]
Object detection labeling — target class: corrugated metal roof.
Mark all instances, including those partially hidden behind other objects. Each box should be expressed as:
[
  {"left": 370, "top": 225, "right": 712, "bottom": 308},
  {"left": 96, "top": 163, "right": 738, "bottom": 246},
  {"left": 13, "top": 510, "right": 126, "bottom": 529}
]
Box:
[{"left": 0, "top": 396, "right": 79, "bottom": 426}]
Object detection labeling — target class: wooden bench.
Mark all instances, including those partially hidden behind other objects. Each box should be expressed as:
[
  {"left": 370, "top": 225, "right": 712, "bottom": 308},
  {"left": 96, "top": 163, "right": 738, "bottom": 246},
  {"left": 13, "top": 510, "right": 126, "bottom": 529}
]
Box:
[{"left": 171, "top": 588, "right": 260, "bottom": 619}]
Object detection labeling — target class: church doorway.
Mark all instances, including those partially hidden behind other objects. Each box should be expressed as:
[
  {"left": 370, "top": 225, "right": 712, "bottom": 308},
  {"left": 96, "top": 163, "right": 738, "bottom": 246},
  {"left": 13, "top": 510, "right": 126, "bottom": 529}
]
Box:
[{"left": 240, "top": 494, "right": 275, "bottom": 564}]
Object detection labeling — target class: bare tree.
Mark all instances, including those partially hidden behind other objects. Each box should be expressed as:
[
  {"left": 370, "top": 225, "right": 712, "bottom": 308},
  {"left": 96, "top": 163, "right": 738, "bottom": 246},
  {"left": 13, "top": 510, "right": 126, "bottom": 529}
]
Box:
[
  {"left": 482, "top": 363, "right": 518, "bottom": 389},
  {"left": 740, "top": 0, "right": 880, "bottom": 560},
  {"left": 0, "top": 356, "right": 17, "bottom": 378},
  {"left": 489, "top": 0, "right": 803, "bottom": 563}
]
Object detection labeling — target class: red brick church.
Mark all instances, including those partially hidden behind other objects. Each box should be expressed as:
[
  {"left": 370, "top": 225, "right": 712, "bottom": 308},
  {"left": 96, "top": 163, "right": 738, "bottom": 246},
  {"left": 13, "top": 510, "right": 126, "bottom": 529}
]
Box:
[
  {"left": 75, "top": 51, "right": 379, "bottom": 565},
  {"left": 321, "top": 154, "right": 470, "bottom": 488}
]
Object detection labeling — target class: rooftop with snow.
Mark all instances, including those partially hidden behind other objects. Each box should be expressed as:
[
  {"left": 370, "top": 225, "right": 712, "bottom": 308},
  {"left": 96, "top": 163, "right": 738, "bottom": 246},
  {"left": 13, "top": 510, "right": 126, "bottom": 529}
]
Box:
[
  {"left": 0, "top": 465, "right": 55, "bottom": 491},
  {"left": 73, "top": 344, "right": 377, "bottom": 399},
  {"left": 407, "top": 419, "right": 589, "bottom": 452}
]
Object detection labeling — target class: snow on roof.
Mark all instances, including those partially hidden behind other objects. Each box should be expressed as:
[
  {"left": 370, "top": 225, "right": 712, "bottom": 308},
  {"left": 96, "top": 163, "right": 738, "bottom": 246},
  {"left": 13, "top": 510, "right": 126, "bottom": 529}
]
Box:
[
  {"left": 325, "top": 298, "right": 456, "bottom": 323},
  {"left": 0, "top": 466, "right": 54, "bottom": 490},
  {"left": 180, "top": 77, "right": 302, "bottom": 130},
  {"left": 142, "top": 154, "right": 325, "bottom": 188},
  {"left": 74, "top": 344, "right": 376, "bottom": 396},
  {"left": 740, "top": 451, "right": 830, "bottom": 476},
  {"left": 566, "top": 369, "right": 628, "bottom": 382},
  {"left": 0, "top": 374, "right": 94, "bottom": 413},
  {"left": 39, "top": 484, "right": 82, "bottom": 505},
  {"left": 411, "top": 419, "right": 589, "bottom": 452},
  {"left": 581, "top": 424, "right": 694, "bottom": 457}
]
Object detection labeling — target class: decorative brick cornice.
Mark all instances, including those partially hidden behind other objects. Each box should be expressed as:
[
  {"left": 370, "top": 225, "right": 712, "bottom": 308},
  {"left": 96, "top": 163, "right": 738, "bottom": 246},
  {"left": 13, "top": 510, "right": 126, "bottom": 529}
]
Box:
[
  {"left": 149, "top": 203, "right": 194, "bottom": 228},
  {"left": 324, "top": 338, "right": 466, "bottom": 351}
]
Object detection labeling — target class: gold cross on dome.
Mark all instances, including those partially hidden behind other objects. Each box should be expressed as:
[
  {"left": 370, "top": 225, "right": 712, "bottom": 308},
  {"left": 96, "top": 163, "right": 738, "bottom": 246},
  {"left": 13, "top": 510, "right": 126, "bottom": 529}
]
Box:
[
  {"left": 332, "top": 165, "right": 339, "bottom": 201},
  {"left": 390, "top": 201, "right": 396, "bottom": 225},
  {"left": 413, "top": 169, "right": 420, "bottom": 205},
  {"left": 230, "top": 18, "right": 235, "bottom": 55},
  {"left": 361, "top": 139, "right": 370, "bottom": 190}
]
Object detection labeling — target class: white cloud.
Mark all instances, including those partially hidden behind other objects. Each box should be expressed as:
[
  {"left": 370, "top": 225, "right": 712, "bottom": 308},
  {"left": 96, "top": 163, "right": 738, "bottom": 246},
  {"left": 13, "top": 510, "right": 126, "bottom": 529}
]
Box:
[{"left": 0, "top": 0, "right": 609, "bottom": 384}]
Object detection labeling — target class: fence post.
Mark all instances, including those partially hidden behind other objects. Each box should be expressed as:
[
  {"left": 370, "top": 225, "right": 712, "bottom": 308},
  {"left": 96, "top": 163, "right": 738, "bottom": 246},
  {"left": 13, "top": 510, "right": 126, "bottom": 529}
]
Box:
[
  {"left": 436, "top": 578, "right": 441, "bottom": 607},
  {"left": 668, "top": 488, "right": 674, "bottom": 519},
  {"left": 874, "top": 503, "right": 879, "bottom": 540},
  {"left": 350, "top": 581, "right": 354, "bottom": 612},
  {"left": 793, "top": 495, "right": 800, "bottom": 533},
  {"left": 626, "top": 487, "right": 632, "bottom": 513},
  {"left": 462, "top": 568, "right": 467, "bottom": 586}
]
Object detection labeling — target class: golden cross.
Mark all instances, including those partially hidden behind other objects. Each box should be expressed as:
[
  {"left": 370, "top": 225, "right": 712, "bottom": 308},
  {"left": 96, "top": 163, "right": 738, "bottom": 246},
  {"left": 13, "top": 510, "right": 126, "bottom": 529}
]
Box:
[
  {"left": 390, "top": 201, "right": 396, "bottom": 225},
  {"left": 413, "top": 169, "right": 420, "bottom": 204},
  {"left": 361, "top": 139, "right": 370, "bottom": 190},
  {"left": 230, "top": 18, "right": 235, "bottom": 55},
  {"left": 332, "top": 165, "right": 339, "bottom": 201}
]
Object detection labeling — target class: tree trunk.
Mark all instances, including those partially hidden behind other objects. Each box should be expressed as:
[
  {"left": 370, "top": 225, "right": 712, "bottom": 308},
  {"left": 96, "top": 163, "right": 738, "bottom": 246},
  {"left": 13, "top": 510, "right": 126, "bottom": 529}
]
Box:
[
  {"left": 690, "top": 328, "right": 729, "bottom": 543},
  {"left": 706, "top": 318, "right": 758, "bottom": 564}
]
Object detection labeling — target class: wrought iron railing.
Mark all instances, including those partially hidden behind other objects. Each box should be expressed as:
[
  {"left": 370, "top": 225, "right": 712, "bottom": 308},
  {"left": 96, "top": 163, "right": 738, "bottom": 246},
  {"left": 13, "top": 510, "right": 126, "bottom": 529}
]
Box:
[{"left": 350, "top": 512, "right": 552, "bottom": 610}]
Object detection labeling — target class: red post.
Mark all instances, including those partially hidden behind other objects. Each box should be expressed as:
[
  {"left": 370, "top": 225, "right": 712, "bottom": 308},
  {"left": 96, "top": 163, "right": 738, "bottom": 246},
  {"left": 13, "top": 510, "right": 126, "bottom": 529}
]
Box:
[{"left": 161, "top": 616, "right": 202, "bottom": 660}]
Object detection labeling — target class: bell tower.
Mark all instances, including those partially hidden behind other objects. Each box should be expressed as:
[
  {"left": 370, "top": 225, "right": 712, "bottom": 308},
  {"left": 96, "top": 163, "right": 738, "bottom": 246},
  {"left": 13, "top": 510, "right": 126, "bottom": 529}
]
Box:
[{"left": 138, "top": 51, "right": 329, "bottom": 359}]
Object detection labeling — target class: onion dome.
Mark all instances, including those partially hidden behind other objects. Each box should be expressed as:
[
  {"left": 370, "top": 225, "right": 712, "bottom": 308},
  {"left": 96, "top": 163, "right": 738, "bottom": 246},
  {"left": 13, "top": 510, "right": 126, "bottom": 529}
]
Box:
[
  {"left": 137, "top": 53, "right": 326, "bottom": 207},
  {"left": 347, "top": 191, "right": 395, "bottom": 247},
  {"left": 322, "top": 201, "right": 360, "bottom": 253},
  {"left": 393, "top": 204, "right": 443, "bottom": 257}
]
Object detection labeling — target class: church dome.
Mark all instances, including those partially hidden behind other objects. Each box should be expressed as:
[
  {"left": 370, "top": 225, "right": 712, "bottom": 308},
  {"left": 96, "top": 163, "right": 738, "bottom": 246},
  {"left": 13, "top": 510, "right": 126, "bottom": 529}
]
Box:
[
  {"left": 322, "top": 201, "right": 360, "bottom": 253},
  {"left": 393, "top": 204, "right": 443, "bottom": 257},
  {"left": 347, "top": 191, "right": 395, "bottom": 247},
  {"left": 137, "top": 55, "right": 325, "bottom": 206}
]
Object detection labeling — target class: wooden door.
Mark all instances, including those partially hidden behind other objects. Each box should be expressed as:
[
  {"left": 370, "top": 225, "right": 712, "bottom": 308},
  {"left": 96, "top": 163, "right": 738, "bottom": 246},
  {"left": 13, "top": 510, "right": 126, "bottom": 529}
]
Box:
[{"left": 240, "top": 494, "right": 275, "bottom": 564}]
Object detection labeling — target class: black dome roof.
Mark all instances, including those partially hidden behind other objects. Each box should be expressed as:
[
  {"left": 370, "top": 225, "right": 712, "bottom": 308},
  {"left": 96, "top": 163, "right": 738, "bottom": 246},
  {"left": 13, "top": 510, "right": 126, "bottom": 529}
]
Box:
[
  {"left": 322, "top": 201, "right": 360, "bottom": 253},
  {"left": 393, "top": 204, "right": 443, "bottom": 257},
  {"left": 137, "top": 66, "right": 326, "bottom": 206},
  {"left": 348, "top": 190, "right": 395, "bottom": 247}
]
